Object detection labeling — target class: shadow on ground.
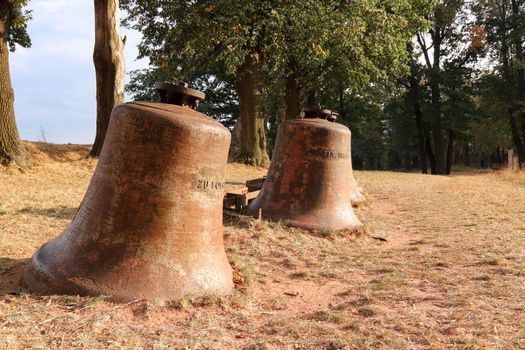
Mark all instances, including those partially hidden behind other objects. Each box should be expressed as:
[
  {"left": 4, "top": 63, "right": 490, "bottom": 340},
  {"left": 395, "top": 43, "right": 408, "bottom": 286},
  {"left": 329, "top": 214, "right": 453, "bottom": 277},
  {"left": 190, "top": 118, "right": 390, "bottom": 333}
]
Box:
[
  {"left": 0, "top": 258, "right": 30, "bottom": 295},
  {"left": 19, "top": 207, "right": 78, "bottom": 220}
]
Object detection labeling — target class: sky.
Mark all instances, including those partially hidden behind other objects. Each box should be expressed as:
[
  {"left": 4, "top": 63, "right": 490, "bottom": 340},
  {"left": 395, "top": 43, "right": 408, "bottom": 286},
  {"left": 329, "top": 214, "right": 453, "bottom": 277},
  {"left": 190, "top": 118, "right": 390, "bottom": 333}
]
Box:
[{"left": 10, "top": 0, "right": 147, "bottom": 144}]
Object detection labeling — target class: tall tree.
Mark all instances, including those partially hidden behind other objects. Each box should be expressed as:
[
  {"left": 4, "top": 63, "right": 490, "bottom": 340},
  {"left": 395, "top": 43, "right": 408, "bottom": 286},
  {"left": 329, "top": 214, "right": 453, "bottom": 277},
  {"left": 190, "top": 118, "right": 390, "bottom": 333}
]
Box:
[
  {"left": 122, "top": 0, "right": 273, "bottom": 166},
  {"left": 408, "top": 61, "right": 429, "bottom": 174},
  {"left": 123, "top": 0, "right": 431, "bottom": 166},
  {"left": 0, "top": 0, "right": 30, "bottom": 167},
  {"left": 90, "top": 0, "right": 125, "bottom": 157},
  {"left": 396, "top": 43, "right": 429, "bottom": 174},
  {"left": 238, "top": 52, "right": 269, "bottom": 165},
  {"left": 511, "top": 0, "right": 525, "bottom": 156},
  {"left": 416, "top": 0, "right": 467, "bottom": 174},
  {"left": 473, "top": 0, "right": 525, "bottom": 163},
  {"left": 267, "top": 0, "right": 432, "bottom": 121}
]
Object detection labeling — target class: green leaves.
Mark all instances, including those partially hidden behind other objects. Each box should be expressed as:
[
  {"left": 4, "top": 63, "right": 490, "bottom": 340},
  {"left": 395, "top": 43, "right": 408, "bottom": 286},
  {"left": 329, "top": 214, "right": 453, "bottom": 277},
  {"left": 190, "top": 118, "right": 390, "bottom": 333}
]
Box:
[
  {"left": 2, "top": 0, "right": 32, "bottom": 51},
  {"left": 122, "top": 0, "right": 430, "bottom": 91}
]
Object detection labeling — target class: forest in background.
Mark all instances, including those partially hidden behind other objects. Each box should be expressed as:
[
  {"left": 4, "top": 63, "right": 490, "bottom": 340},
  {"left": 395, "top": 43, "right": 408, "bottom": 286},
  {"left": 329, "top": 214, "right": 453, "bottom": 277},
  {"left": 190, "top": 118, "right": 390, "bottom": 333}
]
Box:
[
  {"left": 1, "top": 0, "right": 524, "bottom": 175},
  {"left": 122, "top": 0, "right": 525, "bottom": 174}
]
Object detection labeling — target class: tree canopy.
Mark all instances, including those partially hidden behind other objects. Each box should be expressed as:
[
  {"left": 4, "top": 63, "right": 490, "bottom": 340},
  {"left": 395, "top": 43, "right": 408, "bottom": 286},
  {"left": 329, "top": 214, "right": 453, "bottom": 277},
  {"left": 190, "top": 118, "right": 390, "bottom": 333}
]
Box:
[
  {"left": 123, "top": 0, "right": 431, "bottom": 90},
  {"left": 122, "top": 0, "right": 525, "bottom": 173},
  {"left": 0, "top": 0, "right": 32, "bottom": 167},
  {"left": 122, "top": 0, "right": 433, "bottom": 165},
  {"left": 2, "top": 0, "right": 31, "bottom": 51}
]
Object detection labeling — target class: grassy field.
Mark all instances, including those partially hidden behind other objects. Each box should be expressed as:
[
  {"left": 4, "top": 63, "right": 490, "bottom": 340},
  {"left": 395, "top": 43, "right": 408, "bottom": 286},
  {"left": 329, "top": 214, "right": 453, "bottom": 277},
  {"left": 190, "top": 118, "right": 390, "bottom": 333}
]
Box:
[{"left": 1, "top": 142, "right": 524, "bottom": 349}]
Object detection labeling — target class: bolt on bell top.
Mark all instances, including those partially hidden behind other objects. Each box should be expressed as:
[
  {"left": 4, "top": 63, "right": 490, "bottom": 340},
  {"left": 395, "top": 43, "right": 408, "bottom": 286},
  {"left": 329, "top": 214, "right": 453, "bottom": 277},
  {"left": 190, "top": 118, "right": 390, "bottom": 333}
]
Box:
[
  {"left": 245, "top": 106, "right": 363, "bottom": 231},
  {"left": 25, "top": 82, "right": 233, "bottom": 302}
]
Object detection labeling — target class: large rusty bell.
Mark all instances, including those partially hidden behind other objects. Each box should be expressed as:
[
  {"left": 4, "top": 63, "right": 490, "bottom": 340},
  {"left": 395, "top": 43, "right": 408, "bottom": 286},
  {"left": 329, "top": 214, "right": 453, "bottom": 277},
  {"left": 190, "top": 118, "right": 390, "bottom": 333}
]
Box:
[
  {"left": 24, "top": 82, "right": 233, "bottom": 302},
  {"left": 245, "top": 107, "right": 363, "bottom": 231}
]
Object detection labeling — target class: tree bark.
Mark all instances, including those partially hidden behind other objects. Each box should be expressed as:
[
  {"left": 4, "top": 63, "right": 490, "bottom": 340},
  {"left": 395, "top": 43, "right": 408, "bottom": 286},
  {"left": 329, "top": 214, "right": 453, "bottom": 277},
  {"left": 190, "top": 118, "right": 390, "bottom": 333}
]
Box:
[
  {"left": 307, "top": 91, "right": 319, "bottom": 107},
  {"left": 430, "top": 33, "right": 445, "bottom": 174},
  {"left": 237, "top": 52, "right": 270, "bottom": 166},
  {"left": 445, "top": 129, "right": 455, "bottom": 175},
  {"left": 90, "top": 0, "right": 125, "bottom": 157},
  {"left": 284, "top": 74, "right": 301, "bottom": 120},
  {"left": 0, "top": 3, "right": 27, "bottom": 167},
  {"left": 500, "top": 2, "right": 525, "bottom": 163},
  {"left": 414, "top": 101, "right": 427, "bottom": 174},
  {"left": 407, "top": 43, "right": 427, "bottom": 174},
  {"left": 511, "top": 0, "right": 525, "bottom": 162},
  {"left": 464, "top": 142, "right": 470, "bottom": 166},
  {"left": 407, "top": 58, "right": 427, "bottom": 174},
  {"left": 426, "top": 135, "right": 437, "bottom": 175},
  {"left": 508, "top": 106, "right": 525, "bottom": 161}
]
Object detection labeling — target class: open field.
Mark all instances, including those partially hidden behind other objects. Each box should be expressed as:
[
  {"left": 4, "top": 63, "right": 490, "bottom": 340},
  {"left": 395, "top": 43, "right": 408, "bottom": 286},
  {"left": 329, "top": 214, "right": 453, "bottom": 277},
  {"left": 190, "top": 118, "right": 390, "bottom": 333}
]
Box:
[{"left": 0, "top": 142, "right": 524, "bottom": 349}]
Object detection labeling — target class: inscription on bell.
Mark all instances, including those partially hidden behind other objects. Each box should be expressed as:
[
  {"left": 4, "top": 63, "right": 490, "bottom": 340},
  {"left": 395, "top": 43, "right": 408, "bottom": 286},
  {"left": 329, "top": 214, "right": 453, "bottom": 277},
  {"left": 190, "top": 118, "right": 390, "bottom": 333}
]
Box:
[
  {"left": 312, "top": 148, "right": 349, "bottom": 159},
  {"left": 196, "top": 179, "right": 225, "bottom": 190}
]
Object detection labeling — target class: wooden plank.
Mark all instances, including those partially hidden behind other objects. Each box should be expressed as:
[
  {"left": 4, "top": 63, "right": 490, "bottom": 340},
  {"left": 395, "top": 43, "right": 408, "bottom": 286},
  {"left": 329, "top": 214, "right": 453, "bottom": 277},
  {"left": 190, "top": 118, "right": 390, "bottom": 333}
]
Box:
[
  {"left": 225, "top": 187, "right": 249, "bottom": 196},
  {"left": 223, "top": 186, "right": 261, "bottom": 212},
  {"left": 246, "top": 190, "right": 260, "bottom": 201},
  {"left": 245, "top": 177, "right": 265, "bottom": 192}
]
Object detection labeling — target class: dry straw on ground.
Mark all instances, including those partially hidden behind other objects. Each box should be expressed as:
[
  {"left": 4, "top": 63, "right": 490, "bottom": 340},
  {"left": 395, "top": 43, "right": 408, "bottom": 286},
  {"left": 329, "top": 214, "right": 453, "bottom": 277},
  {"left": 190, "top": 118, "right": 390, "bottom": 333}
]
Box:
[{"left": 0, "top": 142, "right": 524, "bottom": 349}]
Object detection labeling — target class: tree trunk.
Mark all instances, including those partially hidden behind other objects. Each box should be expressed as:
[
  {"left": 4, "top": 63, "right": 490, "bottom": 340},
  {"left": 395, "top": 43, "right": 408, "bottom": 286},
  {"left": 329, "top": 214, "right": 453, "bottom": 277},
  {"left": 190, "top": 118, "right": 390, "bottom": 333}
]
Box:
[
  {"left": 426, "top": 136, "right": 437, "bottom": 175},
  {"left": 430, "top": 35, "right": 445, "bottom": 174},
  {"left": 414, "top": 96, "right": 427, "bottom": 174},
  {"left": 407, "top": 44, "right": 427, "bottom": 174},
  {"left": 504, "top": 37, "right": 525, "bottom": 162},
  {"left": 237, "top": 53, "right": 270, "bottom": 166},
  {"left": 0, "top": 4, "right": 27, "bottom": 167},
  {"left": 508, "top": 107, "right": 525, "bottom": 162},
  {"left": 90, "top": 0, "right": 125, "bottom": 157},
  {"left": 511, "top": 0, "right": 525, "bottom": 162},
  {"left": 445, "top": 129, "right": 455, "bottom": 175},
  {"left": 284, "top": 74, "right": 301, "bottom": 120},
  {"left": 464, "top": 142, "right": 470, "bottom": 166},
  {"left": 307, "top": 91, "right": 319, "bottom": 107},
  {"left": 500, "top": 6, "right": 525, "bottom": 163}
]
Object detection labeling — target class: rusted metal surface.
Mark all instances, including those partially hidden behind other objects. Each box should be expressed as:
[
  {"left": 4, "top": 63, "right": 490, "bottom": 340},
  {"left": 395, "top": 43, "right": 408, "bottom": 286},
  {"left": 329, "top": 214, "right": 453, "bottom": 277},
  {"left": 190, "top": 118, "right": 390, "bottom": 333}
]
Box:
[
  {"left": 245, "top": 111, "right": 363, "bottom": 231},
  {"left": 25, "top": 83, "right": 233, "bottom": 302},
  {"left": 305, "top": 107, "right": 364, "bottom": 206}
]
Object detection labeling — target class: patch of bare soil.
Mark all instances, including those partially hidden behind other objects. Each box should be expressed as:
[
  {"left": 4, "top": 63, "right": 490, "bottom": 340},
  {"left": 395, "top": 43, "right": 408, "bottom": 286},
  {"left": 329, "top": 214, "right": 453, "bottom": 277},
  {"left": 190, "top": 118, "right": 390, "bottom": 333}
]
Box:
[{"left": 0, "top": 143, "right": 524, "bottom": 349}]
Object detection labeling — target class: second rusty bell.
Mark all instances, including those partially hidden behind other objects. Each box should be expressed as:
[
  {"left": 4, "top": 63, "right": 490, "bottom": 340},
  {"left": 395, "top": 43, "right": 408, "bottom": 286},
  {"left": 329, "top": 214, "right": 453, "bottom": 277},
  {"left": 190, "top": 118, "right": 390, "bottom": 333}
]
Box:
[
  {"left": 245, "top": 107, "right": 363, "bottom": 231},
  {"left": 24, "top": 82, "right": 233, "bottom": 302}
]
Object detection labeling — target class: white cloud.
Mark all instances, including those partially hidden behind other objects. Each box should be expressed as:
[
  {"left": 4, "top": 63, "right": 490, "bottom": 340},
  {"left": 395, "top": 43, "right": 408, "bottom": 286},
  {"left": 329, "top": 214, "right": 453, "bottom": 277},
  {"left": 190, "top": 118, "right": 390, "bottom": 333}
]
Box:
[{"left": 10, "top": 0, "right": 148, "bottom": 144}]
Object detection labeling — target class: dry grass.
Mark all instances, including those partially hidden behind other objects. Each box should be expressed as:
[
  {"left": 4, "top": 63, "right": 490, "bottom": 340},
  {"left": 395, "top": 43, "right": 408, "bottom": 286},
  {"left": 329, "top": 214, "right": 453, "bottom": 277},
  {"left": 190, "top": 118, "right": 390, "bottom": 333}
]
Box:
[
  {"left": 1, "top": 143, "right": 524, "bottom": 349},
  {"left": 497, "top": 166, "right": 525, "bottom": 185}
]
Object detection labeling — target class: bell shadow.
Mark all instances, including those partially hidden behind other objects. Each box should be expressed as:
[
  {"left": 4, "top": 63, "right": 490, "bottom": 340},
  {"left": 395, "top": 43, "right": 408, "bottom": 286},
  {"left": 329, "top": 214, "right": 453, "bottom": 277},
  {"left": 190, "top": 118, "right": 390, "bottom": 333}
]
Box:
[
  {"left": 0, "top": 257, "right": 30, "bottom": 295},
  {"left": 18, "top": 207, "right": 78, "bottom": 220}
]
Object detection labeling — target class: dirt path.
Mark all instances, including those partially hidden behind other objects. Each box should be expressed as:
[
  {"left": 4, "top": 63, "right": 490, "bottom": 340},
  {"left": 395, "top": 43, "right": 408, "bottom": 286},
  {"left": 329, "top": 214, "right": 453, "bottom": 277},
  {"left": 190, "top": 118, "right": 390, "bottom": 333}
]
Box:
[{"left": 352, "top": 171, "right": 525, "bottom": 349}]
